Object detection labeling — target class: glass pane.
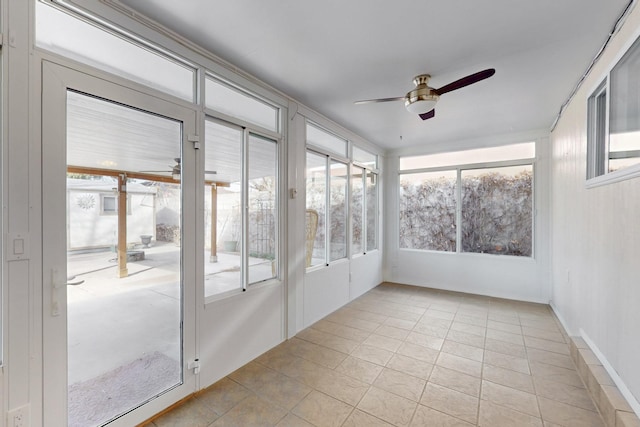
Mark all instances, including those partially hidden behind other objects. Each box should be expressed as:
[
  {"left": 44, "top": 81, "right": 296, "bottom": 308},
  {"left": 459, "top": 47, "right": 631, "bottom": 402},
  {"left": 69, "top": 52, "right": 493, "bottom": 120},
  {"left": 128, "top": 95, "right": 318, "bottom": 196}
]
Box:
[
  {"left": 353, "top": 146, "right": 377, "bottom": 168},
  {"left": 248, "top": 134, "right": 278, "bottom": 284},
  {"left": 66, "top": 91, "right": 182, "bottom": 426},
  {"left": 461, "top": 165, "right": 533, "bottom": 256},
  {"left": 366, "top": 171, "right": 378, "bottom": 252},
  {"left": 205, "top": 77, "right": 279, "bottom": 132},
  {"left": 204, "top": 120, "right": 243, "bottom": 297},
  {"left": 587, "top": 84, "right": 608, "bottom": 178},
  {"left": 36, "top": 3, "right": 194, "bottom": 102},
  {"left": 306, "top": 122, "right": 347, "bottom": 157},
  {"left": 610, "top": 35, "right": 640, "bottom": 172},
  {"left": 306, "top": 152, "right": 326, "bottom": 267},
  {"left": 400, "top": 142, "right": 535, "bottom": 170},
  {"left": 351, "top": 166, "right": 364, "bottom": 255},
  {"left": 330, "top": 161, "right": 348, "bottom": 261},
  {"left": 399, "top": 171, "right": 457, "bottom": 251}
]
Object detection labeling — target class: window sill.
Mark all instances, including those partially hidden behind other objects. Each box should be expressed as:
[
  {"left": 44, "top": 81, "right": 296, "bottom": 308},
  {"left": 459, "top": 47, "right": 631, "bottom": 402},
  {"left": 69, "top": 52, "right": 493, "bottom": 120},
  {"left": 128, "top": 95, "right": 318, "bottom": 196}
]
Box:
[
  {"left": 586, "top": 163, "right": 640, "bottom": 188},
  {"left": 204, "top": 278, "right": 282, "bottom": 306}
]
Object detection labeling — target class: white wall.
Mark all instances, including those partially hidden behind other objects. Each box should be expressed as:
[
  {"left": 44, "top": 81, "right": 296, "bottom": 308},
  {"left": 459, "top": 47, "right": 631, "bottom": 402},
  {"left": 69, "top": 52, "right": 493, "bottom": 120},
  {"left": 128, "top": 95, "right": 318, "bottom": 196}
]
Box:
[
  {"left": 384, "top": 134, "right": 551, "bottom": 303},
  {"left": 1, "top": 3, "right": 386, "bottom": 425},
  {"left": 291, "top": 106, "right": 385, "bottom": 330},
  {"left": 199, "top": 283, "right": 285, "bottom": 387},
  {"left": 550, "top": 4, "right": 640, "bottom": 411}
]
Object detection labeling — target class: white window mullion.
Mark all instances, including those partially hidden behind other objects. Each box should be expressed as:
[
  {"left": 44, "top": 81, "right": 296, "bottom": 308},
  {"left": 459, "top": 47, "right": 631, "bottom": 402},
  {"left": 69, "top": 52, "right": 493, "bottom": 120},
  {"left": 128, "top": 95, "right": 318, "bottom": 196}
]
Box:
[
  {"left": 456, "top": 168, "right": 462, "bottom": 253},
  {"left": 241, "top": 128, "right": 250, "bottom": 290},
  {"left": 324, "top": 155, "right": 330, "bottom": 266}
]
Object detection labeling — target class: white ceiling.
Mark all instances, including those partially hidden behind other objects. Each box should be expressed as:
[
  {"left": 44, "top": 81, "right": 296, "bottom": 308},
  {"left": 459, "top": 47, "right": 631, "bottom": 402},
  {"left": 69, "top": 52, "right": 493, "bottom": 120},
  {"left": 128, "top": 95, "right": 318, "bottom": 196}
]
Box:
[{"left": 119, "top": 0, "right": 631, "bottom": 151}]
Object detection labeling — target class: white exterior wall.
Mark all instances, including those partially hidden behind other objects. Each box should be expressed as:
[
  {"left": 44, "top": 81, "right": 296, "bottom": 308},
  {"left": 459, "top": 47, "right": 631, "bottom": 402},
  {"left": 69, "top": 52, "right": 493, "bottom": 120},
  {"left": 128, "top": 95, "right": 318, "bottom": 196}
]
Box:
[
  {"left": 384, "top": 133, "right": 551, "bottom": 303},
  {"left": 67, "top": 190, "right": 156, "bottom": 250},
  {"left": 550, "top": 4, "right": 640, "bottom": 412}
]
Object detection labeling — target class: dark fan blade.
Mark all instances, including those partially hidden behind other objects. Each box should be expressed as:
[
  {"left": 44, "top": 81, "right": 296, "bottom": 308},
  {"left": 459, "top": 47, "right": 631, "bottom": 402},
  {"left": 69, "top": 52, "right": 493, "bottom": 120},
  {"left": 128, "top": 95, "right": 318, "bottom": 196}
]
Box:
[
  {"left": 354, "top": 97, "right": 405, "bottom": 105},
  {"left": 205, "top": 170, "right": 217, "bottom": 174},
  {"left": 419, "top": 109, "right": 435, "bottom": 120},
  {"left": 435, "top": 69, "right": 495, "bottom": 95}
]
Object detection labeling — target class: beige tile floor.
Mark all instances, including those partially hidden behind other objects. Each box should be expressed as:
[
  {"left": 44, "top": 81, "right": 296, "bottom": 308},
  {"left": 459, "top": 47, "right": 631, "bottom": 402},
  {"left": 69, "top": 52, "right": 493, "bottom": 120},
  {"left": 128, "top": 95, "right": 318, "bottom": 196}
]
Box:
[{"left": 149, "top": 282, "right": 605, "bottom": 427}]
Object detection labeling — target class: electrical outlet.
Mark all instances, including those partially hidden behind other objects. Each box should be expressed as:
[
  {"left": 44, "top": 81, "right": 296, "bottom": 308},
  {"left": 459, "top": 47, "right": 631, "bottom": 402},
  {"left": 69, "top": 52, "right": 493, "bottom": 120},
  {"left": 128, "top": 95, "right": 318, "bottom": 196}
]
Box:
[{"left": 8, "top": 404, "right": 30, "bottom": 427}]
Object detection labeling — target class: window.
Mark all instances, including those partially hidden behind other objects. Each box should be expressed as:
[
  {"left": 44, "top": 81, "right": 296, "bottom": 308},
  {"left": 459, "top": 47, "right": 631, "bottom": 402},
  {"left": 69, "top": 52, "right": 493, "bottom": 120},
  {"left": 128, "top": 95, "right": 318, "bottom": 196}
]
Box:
[
  {"left": 305, "top": 124, "right": 379, "bottom": 267},
  {"left": 351, "top": 166, "right": 364, "bottom": 255},
  {"left": 353, "top": 146, "right": 377, "bottom": 168},
  {"left": 587, "top": 81, "right": 607, "bottom": 178},
  {"left": 399, "top": 143, "right": 534, "bottom": 257},
  {"left": 461, "top": 165, "right": 533, "bottom": 256},
  {"left": 306, "top": 122, "right": 347, "bottom": 157},
  {"left": 329, "top": 160, "right": 348, "bottom": 261},
  {"left": 400, "top": 170, "right": 457, "bottom": 252},
  {"left": 306, "top": 151, "right": 327, "bottom": 267},
  {"left": 204, "top": 119, "right": 279, "bottom": 298},
  {"left": 610, "top": 35, "right": 640, "bottom": 172},
  {"left": 587, "top": 34, "right": 640, "bottom": 182},
  {"left": 100, "top": 194, "right": 131, "bottom": 215},
  {"left": 352, "top": 166, "right": 378, "bottom": 255},
  {"left": 205, "top": 76, "right": 279, "bottom": 132},
  {"left": 35, "top": 2, "right": 195, "bottom": 101},
  {"left": 365, "top": 170, "right": 378, "bottom": 252}
]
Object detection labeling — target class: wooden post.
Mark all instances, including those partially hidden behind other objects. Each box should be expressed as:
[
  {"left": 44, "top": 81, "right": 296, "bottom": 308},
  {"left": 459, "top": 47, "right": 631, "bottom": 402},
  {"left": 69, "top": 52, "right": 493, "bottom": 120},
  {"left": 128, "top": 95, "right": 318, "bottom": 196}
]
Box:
[
  {"left": 210, "top": 184, "right": 218, "bottom": 262},
  {"left": 117, "top": 174, "right": 128, "bottom": 278}
]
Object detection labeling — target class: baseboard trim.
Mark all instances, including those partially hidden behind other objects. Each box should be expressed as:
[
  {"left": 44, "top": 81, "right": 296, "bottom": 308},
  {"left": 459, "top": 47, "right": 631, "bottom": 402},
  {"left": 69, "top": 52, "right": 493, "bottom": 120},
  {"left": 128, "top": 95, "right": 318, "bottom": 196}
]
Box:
[{"left": 578, "top": 329, "right": 640, "bottom": 420}]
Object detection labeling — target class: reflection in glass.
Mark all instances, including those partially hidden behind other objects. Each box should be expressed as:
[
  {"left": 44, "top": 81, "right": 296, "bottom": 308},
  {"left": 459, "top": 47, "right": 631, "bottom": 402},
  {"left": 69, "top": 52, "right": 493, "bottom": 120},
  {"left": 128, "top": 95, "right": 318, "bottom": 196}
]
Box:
[
  {"left": 205, "top": 77, "right": 278, "bottom": 132},
  {"left": 609, "top": 35, "right": 640, "bottom": 173},
  {"left": 351, "top": 166, "right": 364, "bottom": 255},
  {"left": 366, "top": 171, "right": 378, "bottom": 252},
  {"left": 37, "top": 2, "right": 194, "bottom": 101},
  {"left": 306, "top": 122, "right": 347, "bottom": 157},
  {"left": 330, "top": 161, "right": 348, "bottom": 261},
  {"left": 66, "top": 91, "right": 182, "bottom": 426},
  {"left": 204, "top": 120, "right": 243, "bottom": 297},
  {"left": 248, "top": 134, "right": 278, "bottom": 284},
  {"left": 306, "top": 152, "right": 326, "bottom": 267}
]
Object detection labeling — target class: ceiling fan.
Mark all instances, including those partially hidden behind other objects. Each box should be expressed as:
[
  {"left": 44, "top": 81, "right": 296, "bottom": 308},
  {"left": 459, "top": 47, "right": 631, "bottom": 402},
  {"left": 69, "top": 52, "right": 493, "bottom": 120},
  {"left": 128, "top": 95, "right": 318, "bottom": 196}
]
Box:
[
  {"left": 143, "top": 158, "right": 217, "bottom": 180},
  {"left": 355, "top": 68, "right": 495, "bottom": 120}
]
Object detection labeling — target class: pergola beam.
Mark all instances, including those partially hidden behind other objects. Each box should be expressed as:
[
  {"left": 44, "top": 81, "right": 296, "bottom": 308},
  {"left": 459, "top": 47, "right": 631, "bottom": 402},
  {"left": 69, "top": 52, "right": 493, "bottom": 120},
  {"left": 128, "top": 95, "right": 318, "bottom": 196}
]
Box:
[{"left": 117, "top": 174, "right": 128, "bottom": 278}]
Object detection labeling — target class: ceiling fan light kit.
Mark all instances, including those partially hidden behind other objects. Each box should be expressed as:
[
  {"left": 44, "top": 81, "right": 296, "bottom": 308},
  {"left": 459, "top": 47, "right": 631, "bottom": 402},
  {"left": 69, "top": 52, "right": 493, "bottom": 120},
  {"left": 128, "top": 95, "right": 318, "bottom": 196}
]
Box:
[
  {"left": 356, "top": 68, "right": 495, "bottom": 120},
  {"left": 404, "top": 74, "right": 439, "bottom": 114}
]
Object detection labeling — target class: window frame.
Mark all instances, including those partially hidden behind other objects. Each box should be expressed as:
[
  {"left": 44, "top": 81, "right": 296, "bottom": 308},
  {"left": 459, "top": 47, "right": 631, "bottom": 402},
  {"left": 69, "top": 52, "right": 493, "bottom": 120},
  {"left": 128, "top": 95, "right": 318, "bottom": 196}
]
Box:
[
  {"left": 304, "top": 123, "right": 380, "bottom": 270},
  {"left": 586, "top": 32, "right": 640, "bottom": 187},
  {"left": 202, "top": 74, "right": 284, "bottom": 301},
  {"left": 399, "top": 147, "right": 535, "bottom": 258},
  {"left": 204, "top": 74, "right": 281, "bottom": 134},
  {"left": 203, "top": 116, "right": 282, "bottom": 300},
  {"left": 99, "top": 193, "right": 131, "bottom": 215}
]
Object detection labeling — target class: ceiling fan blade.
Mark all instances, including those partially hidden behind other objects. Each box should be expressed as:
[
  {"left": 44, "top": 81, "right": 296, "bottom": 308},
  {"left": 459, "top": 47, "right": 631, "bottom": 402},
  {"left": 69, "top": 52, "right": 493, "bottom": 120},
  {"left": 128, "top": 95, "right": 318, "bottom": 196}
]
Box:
[
  {"left": 435, "top": 69, "right": 495, "bottom": 95},
  {"left": 354, "top": 96, "right": 405, "bottom": 105},
  {"left": 419, "top": 109, "right": 435, "bottom": 120},
  {"left": 205, "top": 170, "right": 217, "bottom": 174}
]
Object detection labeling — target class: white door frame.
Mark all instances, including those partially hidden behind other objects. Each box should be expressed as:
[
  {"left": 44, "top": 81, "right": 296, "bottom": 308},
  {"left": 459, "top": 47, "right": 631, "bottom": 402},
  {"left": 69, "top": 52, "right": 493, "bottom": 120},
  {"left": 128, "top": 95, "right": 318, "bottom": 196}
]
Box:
[{"left": 41, "top": 60, "right": 198, "bottom": 426}]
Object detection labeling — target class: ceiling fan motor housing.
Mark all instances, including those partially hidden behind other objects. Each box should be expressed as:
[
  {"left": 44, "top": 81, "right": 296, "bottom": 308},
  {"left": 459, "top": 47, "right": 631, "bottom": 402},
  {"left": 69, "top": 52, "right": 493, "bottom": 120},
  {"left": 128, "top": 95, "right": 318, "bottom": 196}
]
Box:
[{"left": 405, "top": 75, "right": 439, "bottom": 114}]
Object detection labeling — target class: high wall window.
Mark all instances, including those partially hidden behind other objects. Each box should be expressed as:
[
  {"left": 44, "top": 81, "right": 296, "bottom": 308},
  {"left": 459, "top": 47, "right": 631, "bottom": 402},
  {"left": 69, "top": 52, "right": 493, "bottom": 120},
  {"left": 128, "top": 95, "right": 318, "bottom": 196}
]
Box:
[
  {"left": 35, "top": 1, "right": 195, "bottom": 101},
  {"left": 205, "top": 76, "right": 279, "bottom": 132},
  {"left": 587, "top": 34, "right": 640, "bottom": 182},
  {"left": 399, "top": 143, "right": 534, "bottom": 257},
  {"left": 305, "top": 122, "right": 378, "bottom": 268}
]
